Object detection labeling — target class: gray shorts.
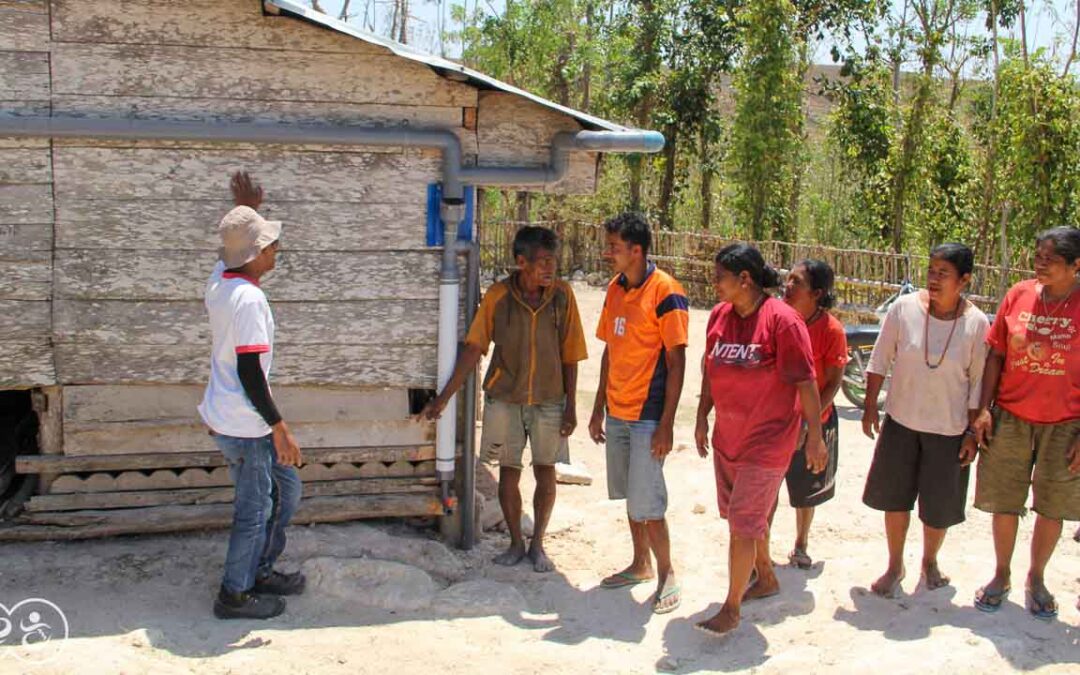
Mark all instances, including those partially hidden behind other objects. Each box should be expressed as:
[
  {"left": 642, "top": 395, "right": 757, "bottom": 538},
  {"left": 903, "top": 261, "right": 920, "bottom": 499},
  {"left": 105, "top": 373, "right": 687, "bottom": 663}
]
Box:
[
  {"left": 606, "top": 417, "right": 667, "bottom": 521},
  {"left": 480, "top": 395, "right": 568, "bottom": 470}
]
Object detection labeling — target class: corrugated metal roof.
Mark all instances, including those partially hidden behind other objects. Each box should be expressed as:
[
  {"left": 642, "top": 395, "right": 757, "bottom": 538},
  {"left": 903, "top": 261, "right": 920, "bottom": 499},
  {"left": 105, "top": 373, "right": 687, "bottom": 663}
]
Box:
[{"left": 264, "top": 0, "right": 627, "bottom": 132}]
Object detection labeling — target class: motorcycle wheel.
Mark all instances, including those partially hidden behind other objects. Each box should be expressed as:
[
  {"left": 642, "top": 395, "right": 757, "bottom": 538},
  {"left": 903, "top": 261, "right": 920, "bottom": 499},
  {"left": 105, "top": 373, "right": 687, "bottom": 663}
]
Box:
[{"left": 841, "top": 343, "right": 887, "bottom": 410}]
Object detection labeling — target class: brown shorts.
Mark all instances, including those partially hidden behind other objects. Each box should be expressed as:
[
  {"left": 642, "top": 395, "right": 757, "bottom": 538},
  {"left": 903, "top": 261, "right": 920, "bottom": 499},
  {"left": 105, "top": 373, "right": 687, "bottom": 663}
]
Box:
[
  {"left": 862, "top": 416, "right": 969, "bottom": 529},
  {"left": 973, "top": 407, "right": 1080, "bottom": 521},
  {"left": 480, "top": 395, "right": 569, "bottom": 470}
]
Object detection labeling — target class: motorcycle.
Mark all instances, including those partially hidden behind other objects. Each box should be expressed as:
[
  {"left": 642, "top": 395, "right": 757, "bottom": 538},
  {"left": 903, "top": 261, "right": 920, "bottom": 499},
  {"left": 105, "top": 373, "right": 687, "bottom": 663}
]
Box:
[{"left": 840, "top": 280, "right": 916, "bottom": 410}]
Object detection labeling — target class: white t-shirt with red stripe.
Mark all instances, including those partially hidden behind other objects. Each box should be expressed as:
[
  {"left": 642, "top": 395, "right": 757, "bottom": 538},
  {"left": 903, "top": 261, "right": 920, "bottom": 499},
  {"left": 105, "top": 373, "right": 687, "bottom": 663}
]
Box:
[{"left": 197, "top": 261, "right": 276, "bottom": 438}]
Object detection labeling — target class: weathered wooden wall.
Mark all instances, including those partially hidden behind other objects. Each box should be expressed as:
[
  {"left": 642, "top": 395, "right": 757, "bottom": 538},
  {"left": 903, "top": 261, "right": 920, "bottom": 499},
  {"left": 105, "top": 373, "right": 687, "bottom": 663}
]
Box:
[
  {"left": 0, "top": 0, "right": 599, "bottom": 476},
  {"left": 0, "top": 0, "right": 54, "bottom": 387}
]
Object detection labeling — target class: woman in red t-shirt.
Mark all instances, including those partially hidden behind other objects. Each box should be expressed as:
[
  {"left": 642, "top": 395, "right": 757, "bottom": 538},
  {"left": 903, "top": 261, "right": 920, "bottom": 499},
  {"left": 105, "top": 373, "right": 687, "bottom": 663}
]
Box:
[
  {"left": 777, "top": 260, "right": 848, "bottom": 569},
  {"left": 971, "top": 227, "right": 1080, "bottom": 619},
  {"left": 693, "top": 244, "right": 827, "bottom": 637}
]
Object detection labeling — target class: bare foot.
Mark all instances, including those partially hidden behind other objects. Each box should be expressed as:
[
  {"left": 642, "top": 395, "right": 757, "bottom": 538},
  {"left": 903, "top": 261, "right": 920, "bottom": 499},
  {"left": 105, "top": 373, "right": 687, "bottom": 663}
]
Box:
[
  {"left": 743, "top": 569, "right": 780, "bottom": 602},
  {"left": 871, "top": 566, "right": 905, "bottom": 598},
  {"left": 922, "top": 559, "right": 951, "bottom": 590},
  {"left": 695, "top": 604, "right": 740, "bottom": 636},
  {"left": 493, "top": 542, "right": 526, "bottom": 566},
  {"left": 528, "top": 544, "right": 555, "bottom": 573}
]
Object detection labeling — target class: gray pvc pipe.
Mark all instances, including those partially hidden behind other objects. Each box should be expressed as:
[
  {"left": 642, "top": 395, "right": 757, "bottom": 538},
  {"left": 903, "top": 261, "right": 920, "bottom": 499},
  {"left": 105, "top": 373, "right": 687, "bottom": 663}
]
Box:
[{"left": 0, "top": 114, "right": 663, "bottom": 543}]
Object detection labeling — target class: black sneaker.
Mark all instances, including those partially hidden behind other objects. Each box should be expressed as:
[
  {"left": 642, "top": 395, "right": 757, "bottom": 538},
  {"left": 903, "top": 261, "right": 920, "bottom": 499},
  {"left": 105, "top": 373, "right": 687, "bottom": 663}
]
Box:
[
  {"left": 213, "top": 588, "right": 286, "bottom": 620},
  {"left": 252, "top": 570, "right": 307, "bottom": 596}
]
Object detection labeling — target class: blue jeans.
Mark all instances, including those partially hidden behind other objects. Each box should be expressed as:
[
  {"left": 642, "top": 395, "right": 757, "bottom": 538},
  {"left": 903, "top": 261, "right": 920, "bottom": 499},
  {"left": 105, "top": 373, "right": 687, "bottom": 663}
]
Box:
[
  {"left": 213, "top": 433, "right": 303, "bottom": 593},
  {"left": 605, "top": 418, "right": 667, "bottom": 521}
]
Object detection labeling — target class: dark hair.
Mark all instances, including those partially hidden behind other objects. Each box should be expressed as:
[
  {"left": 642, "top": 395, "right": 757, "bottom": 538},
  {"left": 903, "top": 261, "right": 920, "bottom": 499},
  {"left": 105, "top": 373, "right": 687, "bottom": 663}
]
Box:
[
  {"left": 715, "top": 243, "right": 781, "bottom": 289},
  {"left": 1036, "top": 227, "right": 1080, "bottom": 264},
  {"left": 512, "top": 225, "right": 559, "bottom": 262},
  {"left": 603, "top": 212, "right": 651, "bottom": 255},
  {"left": 795, "top": 259, "right": 837, "bottom": 309},
  {"left": 929, "top": 242, "right": 975, "bottom": 277}
]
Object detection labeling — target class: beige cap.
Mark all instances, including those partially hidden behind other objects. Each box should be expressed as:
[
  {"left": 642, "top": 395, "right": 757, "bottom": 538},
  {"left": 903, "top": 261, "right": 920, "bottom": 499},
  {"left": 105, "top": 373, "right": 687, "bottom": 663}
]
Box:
[{"left": 218, "top": 206, "right": 282, "bottom": 269}]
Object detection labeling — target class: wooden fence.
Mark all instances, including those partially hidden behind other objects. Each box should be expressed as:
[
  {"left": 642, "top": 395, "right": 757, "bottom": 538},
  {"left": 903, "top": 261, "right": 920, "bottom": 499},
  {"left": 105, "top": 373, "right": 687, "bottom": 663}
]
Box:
[{"left": 479, "top": 220, "right": 1033, "bottom": 322}]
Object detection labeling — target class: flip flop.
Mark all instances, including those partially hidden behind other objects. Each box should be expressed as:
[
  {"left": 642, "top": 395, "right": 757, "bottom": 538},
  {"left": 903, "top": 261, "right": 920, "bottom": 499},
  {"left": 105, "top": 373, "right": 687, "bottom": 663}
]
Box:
[
  {"left": 1026, "top": 588, "right": 1058, "bottom": 621},
  {"left": 974, "top": 584, "right": 1011, "bottom": 613},
  {"left": 600, "top": 571, "right": 652, "bottom": 589},
  {"left": 789, "top": 548, "right": 812, "bottom": 570},
  {"left": 693, "top": 621, "right": 734, "bottom": 638},
  {"left": 652, "top": 583, "right": 681, "bottom": 615}
]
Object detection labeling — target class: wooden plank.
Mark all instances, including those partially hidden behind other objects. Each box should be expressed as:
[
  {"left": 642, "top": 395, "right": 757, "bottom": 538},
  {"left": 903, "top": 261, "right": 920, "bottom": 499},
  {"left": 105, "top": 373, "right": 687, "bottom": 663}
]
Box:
[
  {"left": 0, "top": 223, "right": 52, "bottom": 258},
  {"left": 32, "top": 387, "right": 62, "bottom": 494},
  {"left": 28, "top": 478, "right": 437, "bottom": 512},
  {"left": 3, "top": 494, "right": 443, "bottom": 539},
  {"left": 0, "top": 256, "right": 51, "bottom": 300},
  {"left": 62, "top": 385, "right": 411, "bottom": 424},
  {"left": 52, "top": 146, "right": 441, "bottom": 203},
  {"left": 0, "top": 2, "right": 46, "bottom": 12},
  {"left": 0, "top": 340, "right": 54, "bottom": 387},
  {"left": 0, "top": 8, "right": 49, "bottom": 52},
  {"left": 54, "top": 299, "right": 439, "bottom": 346},
  {"left": 48, "top": 459, "right": 428, "bottom": 493},
  {"left": 17, "top": 445, "right": 437, "bottom": 473},
  {"left": 0, "top": 300, "right": 49, "bottom": 341},
  {"left": 54, "top": 343, "right": 437, "bottom": 388},
  {"left": 51, "top": 43, "right": 477, "bottom": 108},
  {"left": 0, "top": 51, "right": 49, "bottom": 100},
  {"left": 63, "top": 418, "right": 433, "bottom": 456},
  {"left": 0, "top": 137, "right": 48, "bottom": 149},
  {"left": 475, "top": 91, "right": 598, "bottom": 195},
  {"left": 54, "top": 250, "right": 441, "bottom": 301},
  {"left": 55, "top": 199, "right": 430, "bottom": 251},
  {"left": 477, "top": 91, "right": 585, "bottom": 148},
  {"left": 51, "top": 0, "right": 387, "bottom": 55},
  {"left": 46, "top": 98, "right": 477, "bottom": 154},
  {"left": 0, "top": 185, "right": 53, "bottom": 225},
  {"left": 0, "top": 147, "right": 50, "bottom": 184}
]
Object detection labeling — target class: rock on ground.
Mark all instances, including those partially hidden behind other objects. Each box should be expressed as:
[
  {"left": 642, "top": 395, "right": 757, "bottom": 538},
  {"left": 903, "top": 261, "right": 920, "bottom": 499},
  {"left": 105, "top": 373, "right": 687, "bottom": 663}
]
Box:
[
  {"left": 555, "top": 462, "right": 593, "bottom": 486},
  {"left": 303, "top": 557, "right": 437, "bottom": 611},
  {"left": 435, "top": 580, "right": 527, "bottom": 616}
]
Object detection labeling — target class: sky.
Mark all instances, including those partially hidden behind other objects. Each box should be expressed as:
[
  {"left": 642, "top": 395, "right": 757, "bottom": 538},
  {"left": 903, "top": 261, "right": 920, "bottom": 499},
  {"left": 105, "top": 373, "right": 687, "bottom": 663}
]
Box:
[{"left": 305, "top": 0, "right": 1079, "bottom": 68}]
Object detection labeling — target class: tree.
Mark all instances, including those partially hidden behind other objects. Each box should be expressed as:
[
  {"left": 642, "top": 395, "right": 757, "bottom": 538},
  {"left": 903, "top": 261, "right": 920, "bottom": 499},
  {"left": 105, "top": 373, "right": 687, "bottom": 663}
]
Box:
[{"left": 729, "top": 0, "right": 802, "bottom": 240}]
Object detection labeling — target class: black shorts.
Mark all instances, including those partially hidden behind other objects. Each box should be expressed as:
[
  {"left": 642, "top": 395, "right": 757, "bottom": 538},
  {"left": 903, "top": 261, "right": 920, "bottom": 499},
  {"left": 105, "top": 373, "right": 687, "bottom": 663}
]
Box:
[
  {"left": 785, "top": 406, "right": 839, "bottom": 508},
  {"left": 862, "top": 416, "right": 969, "bottom": 529}
]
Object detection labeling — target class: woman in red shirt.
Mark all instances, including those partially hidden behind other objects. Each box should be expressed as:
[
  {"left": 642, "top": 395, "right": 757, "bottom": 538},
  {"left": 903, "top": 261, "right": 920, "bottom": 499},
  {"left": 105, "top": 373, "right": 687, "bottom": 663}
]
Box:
[
  {"left": 778, "top": 260, "right": 848, "bottom": 569},
  {"left": 694, "top": 244, "right": 827, "bottom": 637},
  {"left": 971, "top": 227, "right": 1080, "bottom": 619}
]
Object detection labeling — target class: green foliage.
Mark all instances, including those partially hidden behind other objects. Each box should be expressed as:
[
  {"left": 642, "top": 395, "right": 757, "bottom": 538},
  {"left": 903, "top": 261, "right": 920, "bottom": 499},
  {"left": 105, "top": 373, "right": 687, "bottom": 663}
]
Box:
[{"left": 728, "top": 0, "right": 803, "bottom": 240}]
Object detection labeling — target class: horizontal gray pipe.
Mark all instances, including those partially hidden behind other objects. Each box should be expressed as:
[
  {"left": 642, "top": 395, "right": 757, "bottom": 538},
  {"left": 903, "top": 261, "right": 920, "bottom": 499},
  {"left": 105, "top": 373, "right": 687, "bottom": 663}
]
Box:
[{"left": 0, "top": 116, "right": 664, "bottom": 200}]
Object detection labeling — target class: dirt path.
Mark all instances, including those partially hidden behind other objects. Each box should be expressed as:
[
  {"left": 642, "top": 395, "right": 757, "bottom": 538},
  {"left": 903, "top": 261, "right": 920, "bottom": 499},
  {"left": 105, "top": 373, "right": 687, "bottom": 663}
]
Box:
[{"left": 0, "top": 283, "right": 1077, "bottom": 674}]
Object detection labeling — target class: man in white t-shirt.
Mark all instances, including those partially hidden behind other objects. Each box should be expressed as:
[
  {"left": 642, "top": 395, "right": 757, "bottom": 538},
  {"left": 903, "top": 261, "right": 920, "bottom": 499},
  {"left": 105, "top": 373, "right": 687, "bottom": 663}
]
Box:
[{"left": 198, "top": 172, "right": 304, "bottom": 620}]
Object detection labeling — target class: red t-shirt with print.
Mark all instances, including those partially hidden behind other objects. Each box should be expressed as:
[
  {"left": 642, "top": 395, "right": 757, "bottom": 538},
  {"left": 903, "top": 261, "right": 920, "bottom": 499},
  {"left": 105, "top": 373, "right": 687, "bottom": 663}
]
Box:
[
  {"left": 706, "top": 297, "right": 816, "bottom": 469},
  {"left": 987, "top": 279, "right": 1080, "bottom": 424},
  {"left": 806, "top": 312, "right": 849, "bottom": 421}
]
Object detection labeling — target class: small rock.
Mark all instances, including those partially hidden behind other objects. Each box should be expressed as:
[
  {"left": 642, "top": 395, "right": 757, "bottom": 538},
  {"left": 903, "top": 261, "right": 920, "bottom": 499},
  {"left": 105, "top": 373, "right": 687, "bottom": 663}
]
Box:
[
  {"left": 480, "top": 495, "right": 506, "bottom": 532},
  {"left": 304, "top": 557, "right": 437, "bottom": 611},
  {"left": 571, "top": 269, "right": 586, "bottom": 281},
  {"left": 521, "top": 513, "right": 535, "bottom": 538},
  {"left": 675, "top": 443, "right": 690, "bottom": 454},
  {"left": 555, "top": 462, "right": 593, "bottom": 486},
  {"left": 692, "top": 503, "right": 706, "bottom": 515},
  {"left": 657, "top": 655, "right": 680, "bottom": 672},
  {"left": 436, "top": 580, "right": 527, "bottom": 616}
]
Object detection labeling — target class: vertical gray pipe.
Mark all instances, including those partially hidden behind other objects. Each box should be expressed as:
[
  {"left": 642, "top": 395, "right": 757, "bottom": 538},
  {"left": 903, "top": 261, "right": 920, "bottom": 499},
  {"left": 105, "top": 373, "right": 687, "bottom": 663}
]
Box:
[{"left": 460, "top": 241, "right": 480, "bottom": 549}]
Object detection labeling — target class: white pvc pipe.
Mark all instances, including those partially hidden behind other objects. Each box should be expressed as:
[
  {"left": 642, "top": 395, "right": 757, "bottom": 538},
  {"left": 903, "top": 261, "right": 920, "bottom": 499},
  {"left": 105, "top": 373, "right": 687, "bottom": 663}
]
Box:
[{"left": 435, "top": 279, "right": 460, "bottom": 480}]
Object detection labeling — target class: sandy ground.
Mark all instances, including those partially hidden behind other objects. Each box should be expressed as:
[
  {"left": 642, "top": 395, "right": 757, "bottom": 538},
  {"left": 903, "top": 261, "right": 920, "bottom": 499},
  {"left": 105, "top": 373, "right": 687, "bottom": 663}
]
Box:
[{"left": 1, "top": 283, "right": 1078, "bottom": 674}]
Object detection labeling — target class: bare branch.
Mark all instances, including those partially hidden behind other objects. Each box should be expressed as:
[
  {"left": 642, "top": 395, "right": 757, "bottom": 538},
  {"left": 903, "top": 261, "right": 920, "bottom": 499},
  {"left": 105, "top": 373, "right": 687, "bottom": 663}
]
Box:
[
  {"left": 1063, "top": 0, "right": 1080, "bottom": 78},
  {"left": 338, "top": 0, "right": 353, "bottom": 21}
]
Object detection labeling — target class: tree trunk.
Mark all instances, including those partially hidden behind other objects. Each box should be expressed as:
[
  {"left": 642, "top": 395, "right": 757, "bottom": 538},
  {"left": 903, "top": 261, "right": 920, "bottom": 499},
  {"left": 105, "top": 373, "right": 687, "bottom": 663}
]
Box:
[
  {"left": 976, "top": 0, "right": 1002, "bottom": 267},
  {"left": 515, "top": 191, "right": 531, "bottom": 223},
  {"left": 700, "top": 129, "right": 713, "bottom": 231},
  {"left": 658, "top": 125, "right": 678, "bottom": 230}
]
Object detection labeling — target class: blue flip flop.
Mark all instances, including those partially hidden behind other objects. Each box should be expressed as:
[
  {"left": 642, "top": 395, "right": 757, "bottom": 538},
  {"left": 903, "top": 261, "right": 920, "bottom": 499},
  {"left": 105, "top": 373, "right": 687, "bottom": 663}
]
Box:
[
  {"left": 974, "top": 584, "right": 1010, "bottom": 613},
  {"left": 1026, "top": 589, "right": 1058, "bottom": 621}
]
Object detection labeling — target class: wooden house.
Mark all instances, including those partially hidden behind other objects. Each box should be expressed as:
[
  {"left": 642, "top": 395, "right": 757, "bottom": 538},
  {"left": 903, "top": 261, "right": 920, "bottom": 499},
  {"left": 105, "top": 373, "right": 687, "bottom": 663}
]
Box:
[{"left": 0, "top": 0, "right": 660, "bottom": 542}]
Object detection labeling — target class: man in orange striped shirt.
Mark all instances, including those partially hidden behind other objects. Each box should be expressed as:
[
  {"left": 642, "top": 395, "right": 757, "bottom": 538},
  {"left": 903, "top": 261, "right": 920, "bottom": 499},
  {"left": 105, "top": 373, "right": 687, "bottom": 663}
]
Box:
[{"left": 589, "top": 212, "right": 689, "bottom": 614}]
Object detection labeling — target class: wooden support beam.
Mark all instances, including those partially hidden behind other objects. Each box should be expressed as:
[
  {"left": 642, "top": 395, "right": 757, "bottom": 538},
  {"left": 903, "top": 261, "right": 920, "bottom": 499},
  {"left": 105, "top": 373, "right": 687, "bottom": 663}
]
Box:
[
  {"left": 0, "top": 493, "right": 443, "bottom": 540},
  {"left": 16, "top": 444, "right": 438, "bottom": 473},
  {"left": 26, "top": 477, "right": 438, "bottom": 511}
]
